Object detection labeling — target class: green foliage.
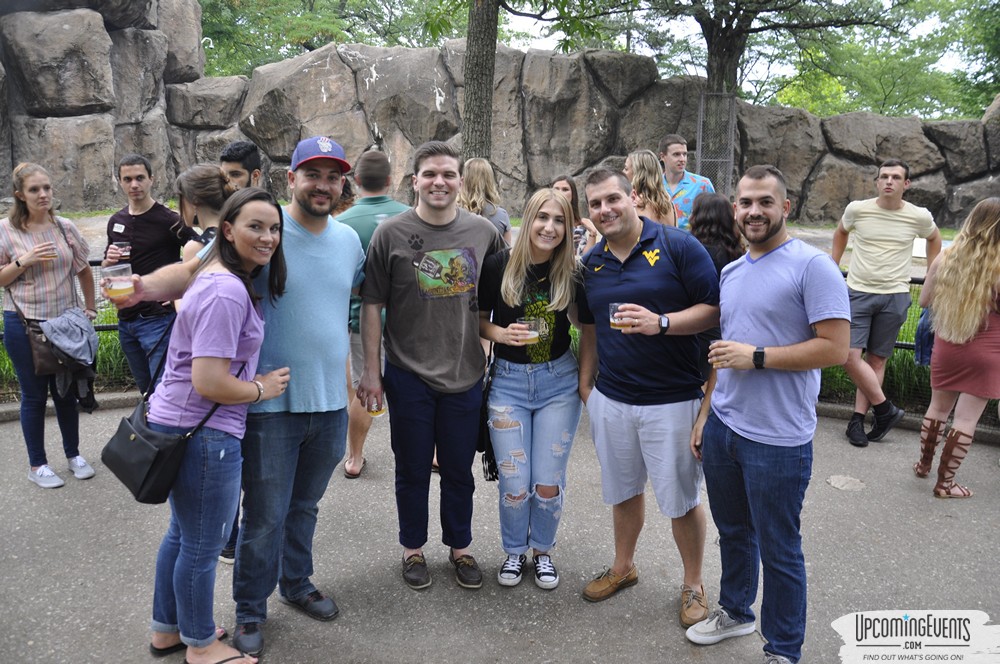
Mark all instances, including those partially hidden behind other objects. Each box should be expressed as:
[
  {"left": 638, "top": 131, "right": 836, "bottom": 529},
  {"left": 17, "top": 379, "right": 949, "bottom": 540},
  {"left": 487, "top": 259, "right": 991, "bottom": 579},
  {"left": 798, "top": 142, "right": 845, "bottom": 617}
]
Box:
[
  {"left": 200, "top": 0, "right": 469, "bottom": 77},
  {"left": 773, "top": 23, "right": 962, "bottom": 118},
  {"left": 948, "top": 0, "right": 1000, "bottom": 116}
]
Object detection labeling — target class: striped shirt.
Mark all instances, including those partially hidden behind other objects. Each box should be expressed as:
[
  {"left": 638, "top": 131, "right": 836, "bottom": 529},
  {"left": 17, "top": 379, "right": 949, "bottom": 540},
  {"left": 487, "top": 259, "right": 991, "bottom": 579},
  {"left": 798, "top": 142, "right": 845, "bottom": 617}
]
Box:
[{"left": 0, "top": 217, "right": 90, "bottom": 320}]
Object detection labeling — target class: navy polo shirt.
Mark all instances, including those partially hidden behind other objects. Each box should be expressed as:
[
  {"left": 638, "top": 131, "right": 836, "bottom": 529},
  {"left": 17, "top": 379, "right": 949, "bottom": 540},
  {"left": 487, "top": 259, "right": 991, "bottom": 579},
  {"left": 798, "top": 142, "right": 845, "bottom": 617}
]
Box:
[{"left": 578, "top": 217, "right": 719, "bottom": 405}]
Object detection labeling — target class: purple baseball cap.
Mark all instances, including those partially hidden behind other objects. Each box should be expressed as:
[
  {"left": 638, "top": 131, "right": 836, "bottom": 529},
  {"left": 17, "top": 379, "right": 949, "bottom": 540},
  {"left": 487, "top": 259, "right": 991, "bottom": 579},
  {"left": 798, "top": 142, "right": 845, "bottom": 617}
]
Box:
[{"left": 290, "top": 136, "right": 351, "bottom": 173}]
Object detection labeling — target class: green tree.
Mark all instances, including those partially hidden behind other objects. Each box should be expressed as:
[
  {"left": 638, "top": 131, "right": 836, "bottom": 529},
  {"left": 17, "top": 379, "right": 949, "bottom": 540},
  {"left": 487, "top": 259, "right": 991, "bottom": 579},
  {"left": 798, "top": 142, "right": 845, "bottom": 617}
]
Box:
[
  {"left": 200, "top": 0, "right": 468, "bottom": 77},
  {"left": 774, "top": 26, "right": 960, "bottom": 117},
  {"left": 949, "top": 0, "right": 1000, "bottom": 116}
]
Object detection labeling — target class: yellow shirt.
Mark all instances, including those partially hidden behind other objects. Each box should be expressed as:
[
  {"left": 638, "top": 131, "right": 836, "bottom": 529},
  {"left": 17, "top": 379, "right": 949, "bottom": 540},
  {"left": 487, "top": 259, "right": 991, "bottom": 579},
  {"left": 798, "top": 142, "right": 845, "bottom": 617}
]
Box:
[{"left": 842, "top": 198, "right": 936, "bottom": 294}]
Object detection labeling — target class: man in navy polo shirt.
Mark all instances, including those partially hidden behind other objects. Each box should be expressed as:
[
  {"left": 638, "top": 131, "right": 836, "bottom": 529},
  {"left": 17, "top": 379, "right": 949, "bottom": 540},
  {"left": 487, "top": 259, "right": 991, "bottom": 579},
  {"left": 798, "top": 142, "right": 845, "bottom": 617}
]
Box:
[{"left": 576, "top": 168, "right": 719, "bottom": 628}]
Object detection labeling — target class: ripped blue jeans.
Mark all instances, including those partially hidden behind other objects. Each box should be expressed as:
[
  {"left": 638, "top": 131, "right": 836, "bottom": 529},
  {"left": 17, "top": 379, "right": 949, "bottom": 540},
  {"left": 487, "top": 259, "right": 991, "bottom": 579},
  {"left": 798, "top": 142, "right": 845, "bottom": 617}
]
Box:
[{"left": 488, "top": 351, "right": 582, "bottom": 555}]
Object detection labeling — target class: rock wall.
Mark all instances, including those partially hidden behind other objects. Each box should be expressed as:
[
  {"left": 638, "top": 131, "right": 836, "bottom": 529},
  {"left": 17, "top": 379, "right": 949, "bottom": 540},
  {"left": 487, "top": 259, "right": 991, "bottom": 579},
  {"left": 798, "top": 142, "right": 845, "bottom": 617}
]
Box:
[{"left": 0, "top": 0, "right": 997, "bottom": 225}]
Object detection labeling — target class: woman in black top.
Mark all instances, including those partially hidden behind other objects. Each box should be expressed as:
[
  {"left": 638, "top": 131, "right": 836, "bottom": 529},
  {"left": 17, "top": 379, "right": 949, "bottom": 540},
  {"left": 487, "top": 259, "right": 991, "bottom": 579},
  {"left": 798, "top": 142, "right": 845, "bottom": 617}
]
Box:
[{"left": 478, "top": 188, "right": 585, "bottom": 590}]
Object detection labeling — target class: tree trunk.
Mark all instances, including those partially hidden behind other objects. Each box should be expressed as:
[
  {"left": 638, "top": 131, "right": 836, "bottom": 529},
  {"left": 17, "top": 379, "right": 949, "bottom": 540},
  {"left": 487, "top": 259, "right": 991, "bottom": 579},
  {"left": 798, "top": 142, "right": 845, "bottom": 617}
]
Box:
[
  {"left": 704, "top": 29, "right": 747, "bottom": 94},
  {"left": 462, "top": 0, "right": 499, "bottom": 160}
]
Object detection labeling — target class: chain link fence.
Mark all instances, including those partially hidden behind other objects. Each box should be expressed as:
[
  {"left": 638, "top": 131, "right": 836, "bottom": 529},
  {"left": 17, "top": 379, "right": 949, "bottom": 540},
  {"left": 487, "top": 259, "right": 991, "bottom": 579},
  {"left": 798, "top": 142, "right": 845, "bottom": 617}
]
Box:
[{"left": 695, "top": 92, "right": 737, "bottom": 198}]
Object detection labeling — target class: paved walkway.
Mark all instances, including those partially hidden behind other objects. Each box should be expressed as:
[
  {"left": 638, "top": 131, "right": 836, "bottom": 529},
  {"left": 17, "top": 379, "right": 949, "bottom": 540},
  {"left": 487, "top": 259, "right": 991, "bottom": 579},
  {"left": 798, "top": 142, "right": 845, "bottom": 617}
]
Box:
[{"left": 1, "top": 406, "right": 997, "bottom": 663}]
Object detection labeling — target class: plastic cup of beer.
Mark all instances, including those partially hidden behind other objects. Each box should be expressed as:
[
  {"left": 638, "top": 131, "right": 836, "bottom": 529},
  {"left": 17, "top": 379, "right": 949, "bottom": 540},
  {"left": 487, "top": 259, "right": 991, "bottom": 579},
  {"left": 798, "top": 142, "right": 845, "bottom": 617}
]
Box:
[
  {"left": 103, "top": 263, "right": 134, "bottom": 299},
  {"left": 368, "top": 399, "right": 387, "bottom": 418},
  {"left": 518, "top": 318, "right": 541, "bottom": 344},
  {"left": 609, "top": 303, "right": 630, "bottom": 330},
  {"left": 113, "top": 241, "right": 132, "bottom": 259}
]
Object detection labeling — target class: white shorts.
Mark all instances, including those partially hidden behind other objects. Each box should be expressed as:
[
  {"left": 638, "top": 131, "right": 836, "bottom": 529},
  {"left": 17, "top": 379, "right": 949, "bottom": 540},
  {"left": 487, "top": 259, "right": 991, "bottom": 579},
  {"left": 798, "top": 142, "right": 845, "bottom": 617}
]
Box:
[
  {"left": 350, "top": 331, "right": 385, "bottom": 388},
  {"left": 586, "top": 387, "right": 703, "bottom": 518}
]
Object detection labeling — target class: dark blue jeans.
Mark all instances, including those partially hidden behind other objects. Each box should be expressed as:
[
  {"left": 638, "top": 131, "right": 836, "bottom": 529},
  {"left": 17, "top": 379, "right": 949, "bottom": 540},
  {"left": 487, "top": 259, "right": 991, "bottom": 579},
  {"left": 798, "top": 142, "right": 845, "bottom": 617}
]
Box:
[
  {"left": 118, "top": 312, "right": 174, "bottom": 394},
  {"left": 150, "top": 424, "right": 242, "bottom": 647},
  {"left": 3, "top": 311, "right": 80, "bottom": 467},
  {"left": 701, "top": 411, "right": 812, "bottom": 663},
  {"left": 233, "top": 409, "right": 347, "bottom": 625},
  {"left": 382, "top": 361, "right": 482, "bottom": 550}
]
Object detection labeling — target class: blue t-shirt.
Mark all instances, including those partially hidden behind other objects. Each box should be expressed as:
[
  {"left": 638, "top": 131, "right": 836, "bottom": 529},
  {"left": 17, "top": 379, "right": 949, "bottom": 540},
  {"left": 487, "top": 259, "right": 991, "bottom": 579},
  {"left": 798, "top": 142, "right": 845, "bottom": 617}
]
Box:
[
  {"left": 711, "top": 239, "right": 850, "bottom": 446},
  {"left": 149, "top": 272, "right": 263, "bottom": 438},
  {"left": 250, "top": 210, "right": 365, "bottom": 414},
  {"left": 578, "top": 217, "right": 720, "bottom": 405}
]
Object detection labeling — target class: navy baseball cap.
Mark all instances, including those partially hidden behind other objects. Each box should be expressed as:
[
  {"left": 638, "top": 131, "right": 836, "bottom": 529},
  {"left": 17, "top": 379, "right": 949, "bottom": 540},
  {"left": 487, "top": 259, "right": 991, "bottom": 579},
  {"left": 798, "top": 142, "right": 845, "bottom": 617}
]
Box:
[{"left": 290, "top": 136, "right": 351, "bottom": 173}]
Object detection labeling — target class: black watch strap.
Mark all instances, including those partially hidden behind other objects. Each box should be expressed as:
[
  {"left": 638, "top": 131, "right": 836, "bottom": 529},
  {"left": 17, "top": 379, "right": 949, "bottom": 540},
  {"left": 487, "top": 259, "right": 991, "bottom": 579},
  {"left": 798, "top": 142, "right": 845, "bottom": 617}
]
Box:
[{"left": 753, "top": 346, "right": 766, "bottom": 370}]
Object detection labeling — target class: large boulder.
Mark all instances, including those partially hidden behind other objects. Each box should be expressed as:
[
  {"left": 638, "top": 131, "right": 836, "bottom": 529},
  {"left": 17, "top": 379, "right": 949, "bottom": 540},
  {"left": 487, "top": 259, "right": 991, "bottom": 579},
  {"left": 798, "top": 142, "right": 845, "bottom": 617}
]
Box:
[
  {"left": 982, "top": 93, "right": 1000, "bottom": 173},
  {"left": 166, "top": 76, "right": 249, "bottom": 129},
  {"left": 11, "top": 114, "right": 118, "bottom": 210},
  {"left": 0, "top": 62, "right": 10, "bottom": 197},
  {"left": 798, "top": 154, "right": 878, "bottom": 225},
  {"left": 443, "top": 39, "right": 527, "bottom": 211},
  {"left": 618, "top": 76, "right": 703, "bottom": 156},
  {"left": 116, "top": 107, "right": 175, "bottom": 203},
  {"left": 339, "top": 43, "right": 458, "bottom": 174},
  {"left": 110, "top": 28, "right": 168, "bottom": 124},
  {"left": 943, "top": 174, "right": 1000, "bottom": 227},
  {"left": 906, "top": 170, "right": 947, "bottom": 222},
  {"left": 822, "top": 112, "right": 945, "bottom": 177},
  {"left": 167, "top": 124, "right": 259, "bottom": 190},
  {"left": 522, "top": 51, "right": 616, "bottom": 187},
  {"left": 158, "top": 0, "right": 203, "bottom": 83},
  {"left": 0, "top": 10, "right": 114, "bottom": 117},
  {"left": 923, "top": 121, "right": 988, "bottom": 182},
  {"left": 0, "top": 1, "right": 156, "bottom": 29},
  {"left": 583, "top": 49, "right": 658, "bottom": 108},
  {"left": 738, "top": 104, "right": 825, "bottom": 205},
  {"left": 240, "top": 43, "right": 373, "bottom": 167}
]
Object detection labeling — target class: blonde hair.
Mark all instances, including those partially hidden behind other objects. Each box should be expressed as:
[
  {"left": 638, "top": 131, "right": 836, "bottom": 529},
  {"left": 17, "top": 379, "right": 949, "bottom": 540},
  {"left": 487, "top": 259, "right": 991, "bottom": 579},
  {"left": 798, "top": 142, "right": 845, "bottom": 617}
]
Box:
[
  {"left": 457, "top": 158, "right": 501, "bottom": 216},
  {"left": 501, "top": 188, "right": 579, "bottom": 312},
  {"left": 627, "top": 150, "right": 675, "bottom": 226},
  {"left": 931, "top": 197, "right": 1000, "bottom": 344},
  {"left": 10, "top": 163, "right": 56, "bottom": 231}
]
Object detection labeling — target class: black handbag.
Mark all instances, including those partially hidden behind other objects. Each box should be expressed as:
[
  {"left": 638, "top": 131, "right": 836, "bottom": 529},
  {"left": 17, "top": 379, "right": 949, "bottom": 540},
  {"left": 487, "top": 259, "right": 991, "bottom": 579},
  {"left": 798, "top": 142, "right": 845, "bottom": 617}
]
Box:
[
  {"left": 101, "top": 321, "right": 243, "bottom": 504},
  {"left": 479, "top": 348, "right": 498, "bottom": 481}
]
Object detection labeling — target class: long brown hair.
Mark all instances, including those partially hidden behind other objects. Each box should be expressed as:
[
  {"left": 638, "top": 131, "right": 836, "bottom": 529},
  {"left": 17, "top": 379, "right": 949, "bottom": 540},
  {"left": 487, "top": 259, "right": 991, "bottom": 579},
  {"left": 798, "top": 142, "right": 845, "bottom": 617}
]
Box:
[{"left": 10, "top": 163, "right": 56, "bottom": 231}]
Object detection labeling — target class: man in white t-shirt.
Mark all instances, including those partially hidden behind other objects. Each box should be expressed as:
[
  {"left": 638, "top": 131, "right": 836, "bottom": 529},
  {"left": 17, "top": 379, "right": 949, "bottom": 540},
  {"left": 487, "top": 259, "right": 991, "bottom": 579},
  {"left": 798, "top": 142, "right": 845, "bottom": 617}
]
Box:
[{"left": 831, "top": 159, "right": 941, "bottom": 447}]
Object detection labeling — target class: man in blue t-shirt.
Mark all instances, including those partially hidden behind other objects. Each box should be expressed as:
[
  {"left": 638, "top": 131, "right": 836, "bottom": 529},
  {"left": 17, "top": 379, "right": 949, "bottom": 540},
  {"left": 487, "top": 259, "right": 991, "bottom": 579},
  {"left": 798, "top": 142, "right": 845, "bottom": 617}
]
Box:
[
  {"left": 576, "top": 168, "right": 719, "bottom": 627},
  {"left": 686, "top": 165, "right": 850, "bottom": 664}
]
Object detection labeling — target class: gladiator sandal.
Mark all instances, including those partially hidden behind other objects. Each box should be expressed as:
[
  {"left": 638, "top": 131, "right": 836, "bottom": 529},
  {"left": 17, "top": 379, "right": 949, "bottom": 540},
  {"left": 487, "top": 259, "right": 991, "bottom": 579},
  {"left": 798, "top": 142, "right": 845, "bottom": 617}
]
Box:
[
  {"left": 933, "top": 428, "right": 974, "bottom": 499},
  {"left": 913, "top": 417, "right": 946, "bottom": 478}
]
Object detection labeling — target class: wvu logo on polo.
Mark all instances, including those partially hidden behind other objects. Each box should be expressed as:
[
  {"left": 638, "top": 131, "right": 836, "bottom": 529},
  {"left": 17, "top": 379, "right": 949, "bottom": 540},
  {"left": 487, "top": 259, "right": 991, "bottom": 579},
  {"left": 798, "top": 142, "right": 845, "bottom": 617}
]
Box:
[{"left": 643, "top": 248, "right": 661, "bottom": 267}]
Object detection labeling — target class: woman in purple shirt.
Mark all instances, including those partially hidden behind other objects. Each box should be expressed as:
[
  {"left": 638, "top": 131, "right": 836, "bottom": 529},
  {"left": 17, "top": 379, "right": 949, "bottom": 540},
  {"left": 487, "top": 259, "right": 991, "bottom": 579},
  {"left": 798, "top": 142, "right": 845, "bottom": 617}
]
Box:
[{"left": 146, "top": 188, "right": 288, "bottom": 664}]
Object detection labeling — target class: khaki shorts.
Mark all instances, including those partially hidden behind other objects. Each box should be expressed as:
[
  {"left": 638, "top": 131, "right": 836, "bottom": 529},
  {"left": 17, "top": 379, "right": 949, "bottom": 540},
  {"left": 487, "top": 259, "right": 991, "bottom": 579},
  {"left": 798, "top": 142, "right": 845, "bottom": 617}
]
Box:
[
  {"left": 350, "top": 331, "right": 385, "bottom": 388},
  {"left": 586, "top": 387, "right": 703, "bottom": 518}
]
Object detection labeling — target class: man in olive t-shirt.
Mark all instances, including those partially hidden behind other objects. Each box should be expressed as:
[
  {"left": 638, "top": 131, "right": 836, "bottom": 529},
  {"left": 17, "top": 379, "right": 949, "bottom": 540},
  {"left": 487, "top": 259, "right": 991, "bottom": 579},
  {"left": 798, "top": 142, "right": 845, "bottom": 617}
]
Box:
[{"left": 358, "top": 141, "right": 504, "bottom": 592}]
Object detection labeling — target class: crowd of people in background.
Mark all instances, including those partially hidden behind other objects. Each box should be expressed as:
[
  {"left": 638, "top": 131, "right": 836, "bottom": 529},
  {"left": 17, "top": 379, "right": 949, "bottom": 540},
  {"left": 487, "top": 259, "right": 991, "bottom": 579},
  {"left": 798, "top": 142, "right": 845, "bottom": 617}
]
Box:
[{"left": 2, "top": 127, "right": 997, "bottom": 664}]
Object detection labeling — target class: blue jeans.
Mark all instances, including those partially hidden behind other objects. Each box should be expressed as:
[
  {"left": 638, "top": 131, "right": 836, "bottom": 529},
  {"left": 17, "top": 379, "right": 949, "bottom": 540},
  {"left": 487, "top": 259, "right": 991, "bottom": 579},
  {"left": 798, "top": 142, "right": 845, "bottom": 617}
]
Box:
[
  {"left": 119, "top": 312, "right": 174, "bottom": 394},
  {"left": 233, "top": 409, "right": 347, "bottom": 625},
  {"left": 488, "top": 352, "right": 581, "bottom": 554},
  {"left": 150, "top": 424, "right": 242, "bottom": 647},
  {"left": 382, "top": 362, "right": 481, "bottom": 550},
  {"left": 701, "top": 411, "right": 811, "bottom": 663},
  {"left": 3, "top": 311, "right": 80, "bottom": 467}
]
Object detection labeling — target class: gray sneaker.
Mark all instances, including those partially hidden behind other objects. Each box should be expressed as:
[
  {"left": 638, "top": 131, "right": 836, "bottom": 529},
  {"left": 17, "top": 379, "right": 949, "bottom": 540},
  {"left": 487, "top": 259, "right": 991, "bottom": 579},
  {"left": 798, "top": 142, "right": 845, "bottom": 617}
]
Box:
[
  {"left": 68, "top": 455, "right": 95, "bottom": 480},
  {"left": 685, "top": 607, "right": 756, "bottom": 645},
  {"left": 762, "top": 654, "right": 793, "bottom": 664},
  {"left": 28, "top": 465, "right": 65, "bottom": 489}
]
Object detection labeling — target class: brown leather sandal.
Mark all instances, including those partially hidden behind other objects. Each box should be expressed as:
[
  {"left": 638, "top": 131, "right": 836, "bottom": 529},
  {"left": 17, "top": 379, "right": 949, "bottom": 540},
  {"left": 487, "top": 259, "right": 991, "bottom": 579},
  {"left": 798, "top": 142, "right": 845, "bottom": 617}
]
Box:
[
  {"left": 913, "top": 417, "right": 946, "bottom": 478},
  {"left": 933, "top": 428, "right": 974, "bottom": 499}
]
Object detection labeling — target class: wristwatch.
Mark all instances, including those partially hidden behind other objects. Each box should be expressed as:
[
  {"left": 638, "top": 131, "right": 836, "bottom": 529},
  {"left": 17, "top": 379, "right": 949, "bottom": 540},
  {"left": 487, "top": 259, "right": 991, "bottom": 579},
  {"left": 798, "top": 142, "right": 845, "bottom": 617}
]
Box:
[
  {"left": 658, "top": 314, "right": 670, "bottom": 335},
  {"left": 14, "top": 259, "right": 22, "bottom": 268},
  {"left": 753, "top": 346, "right": 766, "bottom": 370}
]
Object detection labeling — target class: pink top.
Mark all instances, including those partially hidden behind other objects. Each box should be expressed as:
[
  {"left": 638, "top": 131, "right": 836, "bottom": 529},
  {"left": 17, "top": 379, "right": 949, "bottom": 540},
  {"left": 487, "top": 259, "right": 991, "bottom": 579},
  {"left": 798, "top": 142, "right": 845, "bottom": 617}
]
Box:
[{"left": 0, "top": 217, "right": 90, "bottom": 320}]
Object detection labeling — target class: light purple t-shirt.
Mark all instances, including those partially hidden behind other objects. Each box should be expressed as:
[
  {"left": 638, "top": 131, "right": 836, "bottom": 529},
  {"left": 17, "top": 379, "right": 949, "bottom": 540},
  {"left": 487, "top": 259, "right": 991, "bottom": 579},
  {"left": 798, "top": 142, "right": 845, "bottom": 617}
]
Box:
[
  {"left": 148, "top": 272, "right": 264, "bottom": 438},
  {"left": 711, "top": 239, "right": 850, "bottom": 447}
]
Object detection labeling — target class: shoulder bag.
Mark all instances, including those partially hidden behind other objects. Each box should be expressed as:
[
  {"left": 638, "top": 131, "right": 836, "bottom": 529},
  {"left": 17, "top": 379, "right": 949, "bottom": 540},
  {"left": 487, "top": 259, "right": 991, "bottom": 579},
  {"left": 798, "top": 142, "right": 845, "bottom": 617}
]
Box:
[{"left": 101, "top": 320, "right": 246, "bottom": 504}]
